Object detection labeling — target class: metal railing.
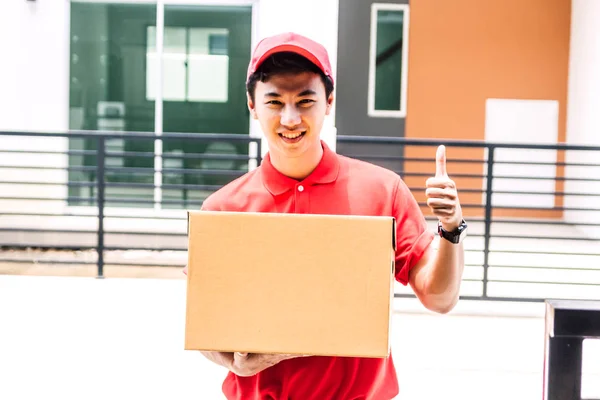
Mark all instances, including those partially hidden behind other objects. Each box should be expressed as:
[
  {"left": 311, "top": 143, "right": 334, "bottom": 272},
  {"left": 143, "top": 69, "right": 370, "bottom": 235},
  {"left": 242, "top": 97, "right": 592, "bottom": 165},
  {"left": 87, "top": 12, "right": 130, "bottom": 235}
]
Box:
[
  {"left": 336, "top": 135, "right": 600, "bottom": 302},
  {"left": 0, "top": 130, "right": 261, "bottom": 278},
  {"left": 1, "top": 130, "right": 599, "bottom": 302}
]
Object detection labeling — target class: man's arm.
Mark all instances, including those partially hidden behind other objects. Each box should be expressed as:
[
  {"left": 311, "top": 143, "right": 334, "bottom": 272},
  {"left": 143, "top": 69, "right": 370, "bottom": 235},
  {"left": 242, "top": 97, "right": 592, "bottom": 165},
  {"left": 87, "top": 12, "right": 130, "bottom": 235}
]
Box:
[
  {"left": 408, "top": 145, "right": 465, "bottom": 314},
  {"left": 408, "top": 240, "right": 464, "bottom": 314}
]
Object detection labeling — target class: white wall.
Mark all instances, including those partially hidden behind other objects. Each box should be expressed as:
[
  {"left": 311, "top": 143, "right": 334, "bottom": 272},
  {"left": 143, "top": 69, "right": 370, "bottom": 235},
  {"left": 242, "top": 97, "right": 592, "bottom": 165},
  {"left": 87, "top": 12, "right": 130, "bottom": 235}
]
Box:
[
  {"left": 0, "top": 1, "right": 70, "bottom": 132},
  {"left": 253, "top": 0, "right": 340, "bottom": 154},
  {"left": 0, "top": 1, "right": 70, "bottom": 213},
  {"left": 0, "top": 3, "right": 25, "bottom": 130},
  {"left": 564, "top": 0, "right": 600, "bottom": 238},
  {"left": 484, "top": 99, "right": 560, "bottom": 210}
]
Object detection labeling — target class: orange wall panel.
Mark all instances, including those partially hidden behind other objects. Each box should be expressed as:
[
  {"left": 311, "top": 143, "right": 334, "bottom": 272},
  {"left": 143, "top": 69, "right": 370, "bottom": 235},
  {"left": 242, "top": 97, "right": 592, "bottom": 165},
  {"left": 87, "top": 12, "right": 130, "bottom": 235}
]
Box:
[{"left": 405, "top": 0, "right": 571, "bottom": 219}]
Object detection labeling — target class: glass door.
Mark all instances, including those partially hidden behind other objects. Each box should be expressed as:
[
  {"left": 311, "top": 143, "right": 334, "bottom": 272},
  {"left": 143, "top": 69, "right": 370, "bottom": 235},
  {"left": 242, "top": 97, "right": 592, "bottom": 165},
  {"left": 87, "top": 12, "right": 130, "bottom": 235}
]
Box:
[
  {"left": 68, "top": 1, "right": 254, "bottom": 210},
  {"left": 159, "top": 4, "right": 252, "bottom": 208},
  {"left": 69, "top": 2, "right": 158, "bottom": 207}
]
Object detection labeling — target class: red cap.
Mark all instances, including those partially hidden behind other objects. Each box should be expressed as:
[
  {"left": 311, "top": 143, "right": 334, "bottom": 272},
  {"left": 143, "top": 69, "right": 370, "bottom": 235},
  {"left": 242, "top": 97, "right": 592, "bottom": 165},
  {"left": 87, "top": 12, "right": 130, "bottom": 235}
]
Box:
[{"left": 247, "top": 32, "right": 334, "bottom": 85}]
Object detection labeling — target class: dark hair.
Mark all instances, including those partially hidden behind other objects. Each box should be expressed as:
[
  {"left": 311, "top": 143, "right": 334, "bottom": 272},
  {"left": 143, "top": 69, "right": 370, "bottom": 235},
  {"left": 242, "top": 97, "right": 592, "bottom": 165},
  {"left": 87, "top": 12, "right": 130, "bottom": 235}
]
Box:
[{"left": 246, "top": 52, "right": 334, "bottom": 103}]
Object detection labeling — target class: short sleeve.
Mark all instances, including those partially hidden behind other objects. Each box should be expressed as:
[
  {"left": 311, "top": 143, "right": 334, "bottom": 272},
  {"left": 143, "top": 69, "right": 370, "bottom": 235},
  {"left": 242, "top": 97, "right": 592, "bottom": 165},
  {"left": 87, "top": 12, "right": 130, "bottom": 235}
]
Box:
[
  {"left": 393, "top": 178, "right": 435, "bottom": 285},
  {"left": 200, "top": 194, "right": 220, "bottom": 212}
]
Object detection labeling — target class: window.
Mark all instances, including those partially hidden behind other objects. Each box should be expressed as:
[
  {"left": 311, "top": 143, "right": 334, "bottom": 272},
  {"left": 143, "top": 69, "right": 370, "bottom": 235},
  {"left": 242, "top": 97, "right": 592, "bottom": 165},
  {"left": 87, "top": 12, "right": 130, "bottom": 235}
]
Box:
[
  {"left": 68, "top": 2, "right": 253, "bottom": 209},
  {"left": 146, "top": 27, "right": 230, "bottom": 103},
  {"left": 368, "top": 4, "right": 410, "bottom": 118}
]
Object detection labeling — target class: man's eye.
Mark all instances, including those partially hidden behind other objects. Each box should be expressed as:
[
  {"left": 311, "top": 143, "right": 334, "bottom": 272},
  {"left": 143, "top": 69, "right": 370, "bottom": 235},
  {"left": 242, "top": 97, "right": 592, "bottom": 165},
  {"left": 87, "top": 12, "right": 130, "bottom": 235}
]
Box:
[
  {"left": 267, "top": 100, "right": 282, "bottom": 105},
  {"left": 299, "top": 99, "right": 315, "bottom": 106}
]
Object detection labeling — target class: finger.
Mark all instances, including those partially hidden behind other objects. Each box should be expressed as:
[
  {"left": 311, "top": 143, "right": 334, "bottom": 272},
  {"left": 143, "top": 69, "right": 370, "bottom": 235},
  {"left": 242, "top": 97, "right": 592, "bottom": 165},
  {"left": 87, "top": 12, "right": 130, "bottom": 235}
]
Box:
[
  {"left": 182, "top": 266, "right": 188, "bottom": 276},
  {"left": 432, "top": 207, "right": 455, "bottom": 217},
  {"left": 236, "top": 352, "right": 248, "bottom": 357},
  {"left": 425, "top": 187, "right": 457, "bottom": 200},
  {"left": 436, "top": 145, "right": 447, "bottom": 178},
  {"left": 427, "top": 198, "right": 456, "bottom": 209},
  {"left": 426, "top": 177, "right": 456, "bottom": 189}
]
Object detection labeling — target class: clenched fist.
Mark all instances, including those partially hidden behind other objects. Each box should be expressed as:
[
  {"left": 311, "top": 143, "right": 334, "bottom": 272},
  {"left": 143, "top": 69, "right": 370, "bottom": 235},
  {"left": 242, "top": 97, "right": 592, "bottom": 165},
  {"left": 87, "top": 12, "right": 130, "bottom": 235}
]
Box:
[{"left": 425, "top": 145, "right": 463, "bottom": 231}]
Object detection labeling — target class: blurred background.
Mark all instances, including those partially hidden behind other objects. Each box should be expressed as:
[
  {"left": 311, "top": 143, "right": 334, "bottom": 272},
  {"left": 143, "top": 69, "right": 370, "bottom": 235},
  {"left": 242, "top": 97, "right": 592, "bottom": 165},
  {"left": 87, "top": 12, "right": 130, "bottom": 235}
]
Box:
[{"left": 0, "top": 0, "right": 599, "bottom": 399}]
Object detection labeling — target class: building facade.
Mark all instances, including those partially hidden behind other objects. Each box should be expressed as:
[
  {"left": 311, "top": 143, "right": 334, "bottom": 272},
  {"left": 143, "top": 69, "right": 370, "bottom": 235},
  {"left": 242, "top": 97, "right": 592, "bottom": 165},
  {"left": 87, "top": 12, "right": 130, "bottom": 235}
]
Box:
[{"left": 0, "top": 0, "right": 599, "bottom": 230}]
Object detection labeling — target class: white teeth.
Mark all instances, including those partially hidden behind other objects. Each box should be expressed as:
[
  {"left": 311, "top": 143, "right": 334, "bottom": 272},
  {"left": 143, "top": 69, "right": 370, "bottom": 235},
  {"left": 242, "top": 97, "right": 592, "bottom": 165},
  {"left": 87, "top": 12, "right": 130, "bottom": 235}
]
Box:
[{"left": 282, "top": 132, "right": 302, "bottom": 139}]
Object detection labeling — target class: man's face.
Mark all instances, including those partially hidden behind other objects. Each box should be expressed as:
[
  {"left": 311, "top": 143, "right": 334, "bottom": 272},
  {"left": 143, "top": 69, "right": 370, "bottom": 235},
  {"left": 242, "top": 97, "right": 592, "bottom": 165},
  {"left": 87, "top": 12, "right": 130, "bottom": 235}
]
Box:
[{"left": 248, "top": 71, "right": 333, "bottom": 161}]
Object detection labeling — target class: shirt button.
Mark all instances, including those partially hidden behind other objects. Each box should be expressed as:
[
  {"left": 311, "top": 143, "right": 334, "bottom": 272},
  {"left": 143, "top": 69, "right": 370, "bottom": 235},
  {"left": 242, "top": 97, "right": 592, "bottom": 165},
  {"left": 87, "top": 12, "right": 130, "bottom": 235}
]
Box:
[{"left": 298, "top": 185, "right": 304, "bottom": 192}]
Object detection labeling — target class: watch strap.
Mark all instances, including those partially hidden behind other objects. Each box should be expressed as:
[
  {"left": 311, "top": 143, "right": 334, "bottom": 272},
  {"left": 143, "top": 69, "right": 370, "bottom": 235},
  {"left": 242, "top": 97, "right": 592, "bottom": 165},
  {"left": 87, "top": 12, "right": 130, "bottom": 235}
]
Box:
[{"left": 438, "top": 220, "right": 468, "bottom": 244}]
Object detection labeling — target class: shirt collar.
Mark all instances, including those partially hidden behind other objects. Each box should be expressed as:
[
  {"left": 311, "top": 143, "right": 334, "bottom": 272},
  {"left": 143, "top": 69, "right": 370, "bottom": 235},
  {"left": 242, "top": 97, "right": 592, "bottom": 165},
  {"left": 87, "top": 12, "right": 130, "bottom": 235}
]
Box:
[{"left": 260, "top": 140, "right": 340, "bottom": 196}]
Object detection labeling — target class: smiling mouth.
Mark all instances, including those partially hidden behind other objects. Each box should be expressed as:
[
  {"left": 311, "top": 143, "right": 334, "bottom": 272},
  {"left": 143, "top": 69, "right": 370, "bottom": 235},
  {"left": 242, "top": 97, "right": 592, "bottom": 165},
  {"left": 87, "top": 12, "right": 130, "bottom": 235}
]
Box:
[{"left": 279, "top": 132, "right": 306, "bottom": 143}]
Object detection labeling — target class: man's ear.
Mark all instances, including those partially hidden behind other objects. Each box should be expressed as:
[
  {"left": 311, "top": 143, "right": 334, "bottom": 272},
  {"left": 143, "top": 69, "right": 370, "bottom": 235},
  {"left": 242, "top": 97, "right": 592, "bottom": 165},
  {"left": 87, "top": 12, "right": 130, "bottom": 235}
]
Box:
[
  {"left": 325, "top": 92, "right": 334, "bottom": 116},
  {"left": 247, "top": 93, "right": 258, "bottom": 120}
]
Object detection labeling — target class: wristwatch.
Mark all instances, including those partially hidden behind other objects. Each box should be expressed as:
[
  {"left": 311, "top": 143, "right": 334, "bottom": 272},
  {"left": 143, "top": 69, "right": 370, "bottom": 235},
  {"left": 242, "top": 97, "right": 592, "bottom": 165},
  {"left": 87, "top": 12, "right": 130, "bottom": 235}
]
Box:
[{"left": 438, "top": 219, "right": 468, "bottom": 244}]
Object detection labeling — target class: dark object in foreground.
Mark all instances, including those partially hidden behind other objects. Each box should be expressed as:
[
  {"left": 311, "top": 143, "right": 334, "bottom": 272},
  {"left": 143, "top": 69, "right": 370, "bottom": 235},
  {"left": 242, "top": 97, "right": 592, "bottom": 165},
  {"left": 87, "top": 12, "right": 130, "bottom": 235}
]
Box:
[{"left": 543, "top": 299, "right": 600, "bottom": 400}]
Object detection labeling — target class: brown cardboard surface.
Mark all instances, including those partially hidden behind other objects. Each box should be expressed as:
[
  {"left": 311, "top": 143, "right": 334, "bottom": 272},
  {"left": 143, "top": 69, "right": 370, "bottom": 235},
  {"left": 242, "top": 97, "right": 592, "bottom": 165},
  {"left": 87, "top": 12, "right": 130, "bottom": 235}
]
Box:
[{"left": 185, "top": 211, "right": 395, "bottom": 358}]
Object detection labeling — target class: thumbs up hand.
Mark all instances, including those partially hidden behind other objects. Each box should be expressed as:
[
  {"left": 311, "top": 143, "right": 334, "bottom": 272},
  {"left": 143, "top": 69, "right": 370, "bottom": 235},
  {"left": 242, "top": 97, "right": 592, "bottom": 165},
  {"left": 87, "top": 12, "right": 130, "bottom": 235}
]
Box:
[{"left": 426, "top": 145, "right": 463, "bottom": 231}]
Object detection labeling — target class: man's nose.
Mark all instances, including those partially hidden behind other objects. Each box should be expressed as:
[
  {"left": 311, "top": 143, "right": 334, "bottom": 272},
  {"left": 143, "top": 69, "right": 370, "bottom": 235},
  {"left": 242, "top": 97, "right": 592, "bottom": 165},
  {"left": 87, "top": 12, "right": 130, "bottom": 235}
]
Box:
[{"left": 280, "top": 106, "right": 301, "bottom": 128}]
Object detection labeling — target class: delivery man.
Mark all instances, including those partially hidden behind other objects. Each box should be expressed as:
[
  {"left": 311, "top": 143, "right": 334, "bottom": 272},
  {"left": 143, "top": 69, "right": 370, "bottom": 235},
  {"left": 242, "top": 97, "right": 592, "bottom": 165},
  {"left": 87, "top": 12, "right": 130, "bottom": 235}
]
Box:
[{"left": 184, "top": 32, "right": 467, "bottom": 400}]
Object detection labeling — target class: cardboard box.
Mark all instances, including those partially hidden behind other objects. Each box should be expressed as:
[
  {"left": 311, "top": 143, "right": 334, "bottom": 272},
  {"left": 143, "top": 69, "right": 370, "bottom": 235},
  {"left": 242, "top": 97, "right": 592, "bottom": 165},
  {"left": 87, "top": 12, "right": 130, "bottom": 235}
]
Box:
[{"left": 184, "top": 211, "right": 396, "bottom": 358}]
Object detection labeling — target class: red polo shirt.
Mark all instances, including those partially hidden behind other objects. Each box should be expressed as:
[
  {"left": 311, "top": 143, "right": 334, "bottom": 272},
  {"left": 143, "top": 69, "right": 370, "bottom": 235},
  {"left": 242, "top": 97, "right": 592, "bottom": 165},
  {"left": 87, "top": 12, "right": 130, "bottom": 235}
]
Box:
[{"left": 201, "top": 141, "right": 434, "bottom": 400}]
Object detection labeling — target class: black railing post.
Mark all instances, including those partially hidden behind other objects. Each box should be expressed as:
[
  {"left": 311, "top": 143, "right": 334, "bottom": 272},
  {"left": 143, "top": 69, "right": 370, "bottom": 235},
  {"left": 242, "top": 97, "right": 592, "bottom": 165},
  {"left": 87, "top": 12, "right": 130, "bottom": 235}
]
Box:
[
  {"left": 96, "top": 136, "right": 106, "bottom": 279},
  {"left": 256, "top": 138, "right": 263, "bottom": 166},
  {"left": 482, "top": 146, "right": 495, "bottom": 298}
]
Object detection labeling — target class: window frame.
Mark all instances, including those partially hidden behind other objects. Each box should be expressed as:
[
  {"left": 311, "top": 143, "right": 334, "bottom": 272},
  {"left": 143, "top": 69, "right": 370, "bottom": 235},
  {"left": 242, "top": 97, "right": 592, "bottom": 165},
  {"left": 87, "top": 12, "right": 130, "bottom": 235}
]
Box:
[{"left": 367, "top": 3, "right": 410, "bottom": 119}]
